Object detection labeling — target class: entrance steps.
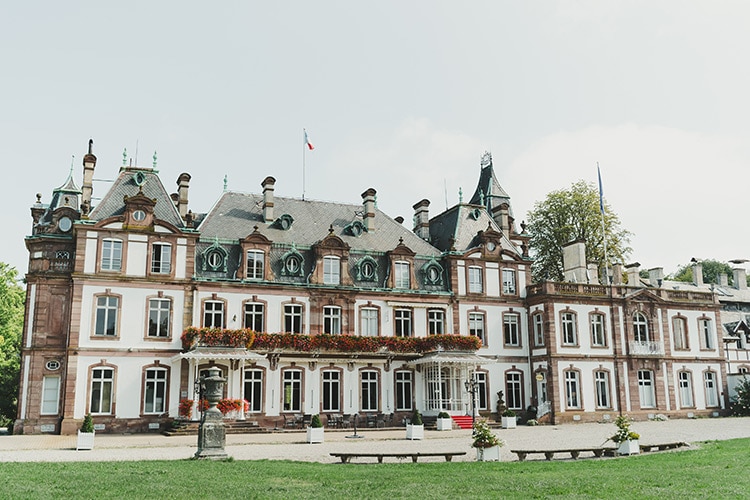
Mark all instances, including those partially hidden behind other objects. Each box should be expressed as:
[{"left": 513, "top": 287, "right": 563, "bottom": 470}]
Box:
[
  {"left": 450, "top": 415, "right": 474, "bottom": 430},
  {"left": 163, "top": 420, "right": 269, "bottom": 436}
]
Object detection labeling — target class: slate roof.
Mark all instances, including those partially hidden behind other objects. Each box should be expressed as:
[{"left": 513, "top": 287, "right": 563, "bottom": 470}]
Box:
[
  {"left": 468, "top": 159, "right": 514, "bottom": 219},
  {"left": 197, "top": 191, "right": 440, "bottom": 256},
  {"left": 429, "top": 203, "right": 523, "bottom": 256},
  {"left": 88, "top": 167, "right": 185, "bottom": 228}
]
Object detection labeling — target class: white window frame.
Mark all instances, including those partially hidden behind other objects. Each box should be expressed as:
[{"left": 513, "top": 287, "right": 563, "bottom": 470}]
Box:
[
  {"left": 323, "top": 256, "right": 341, "bottom": 285},
  {"left": 678, "top": 371, "right": 694, "bottom": 408},
  {"left": 533, "top": 313, "right": 544, "bottom": 346},
  {"left": 395, "top": 371, "right": 413, "bottom": 411},
  {"left": 90, "top": 367, "right": 114, "bottom": 415},
  {"left": 704, "top": 371, "right": 719, "bottom": 407},
  {"left": 246, "top": 250, "right": 264, "bottom": 280},
  {"left": 144, "top": 368, "right": 168, "bottom": 414},
  {"left": 151, "top": 242, "right": 172, "bottom": 274},
  {"left": 360, "top": 307, "right": 378, "bottom": 337},
  {"left": 41, "top": 376, "right": 61, "bottom": 415},
  {"left": 468, "top": 266, "right": 483, "bottom": 293},
  {"left": 505, "top": 372, "right": 523, "bottom": 410},
  {"left": 322, "top": 370, "right": 341, "bottom": 412},
  {"left": 595, "top": 371, "right": 610, "bottom": 408},
  {"left": 284, "top": 303, "right": 303, "bottom": 333},
  {"left": 427, "top": 309, "right": 445, "bottom": 335},
  {"left": 565, "top": 370, "right": 581, "bottom": 409},
  {"left": 361, "top": 370, "right": 379, "bottom": 412},
  {"left": 561, "top": 312, "right": 577, "bottom": 345},
  {"left": 638, "top": 369, "right": 656, "bottom": 408},
  {"left": 203, "top": 300, "right": 224, "bottom": 328},
  {"left": 502, "top": 269, "right": 517, "bottom": 295},
  {"left": 394, "top": 308, "right": 412, "bottom": 337},
  {"left": 244, "top": 302, "right": 264, "bottom": 332},
  {"left": 503, "top": 313, "right": 520, "bottom": 347},
  {"left": 244, "top": 369, "right": 263, "bottom": 413},
  {"left": 95, "top": 296, "right": 119, "bottom": 337},
  {"left": 323, "top": 305, "right": 342, "bottom": 334},
  {"left": 590, "top": 313, "right": 606, "bottom": 347},
  {"left": 394, "top": 261, "right": 410, "bottom": 289},
  {"left": 282, "top": 370, "right": 302, "bottom": 412},
  {"left": 101, "top": 238, "right": 122, "bottom": 271},
  {"left": 700, "top": 318, "right": 714, "bottom": 349},
  {"left": 469, "top": 312, "right": 486, "bottom": 346},
  {"left": 672, "top": 316, "right": 688, "bottom": 350},
  {"left": 148, "top": 298, "right": 171, "bottom": 338},
  {"left": 634, "top": 313, "right": 649, "bottom": 342}
]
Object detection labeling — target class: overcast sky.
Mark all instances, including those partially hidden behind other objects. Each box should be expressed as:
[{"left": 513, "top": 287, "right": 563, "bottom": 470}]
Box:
[{"left": 3, "top": 1, "right": 749, "bottom": 281}]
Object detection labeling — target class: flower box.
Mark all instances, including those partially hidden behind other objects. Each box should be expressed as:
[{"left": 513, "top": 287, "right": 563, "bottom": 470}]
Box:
[
  {"left": 306, "top": 426, "right": 324, "bottom": 444},
  {"left": 476, "top": 445, "right": 501, "bottom": 461},
  {"left": 436, "top": 417, "right": 453, "bottom": 431},
  {"left": 406, "top": 424, "right": 424, "bottom": 440},
  {"left": 617, "top": 439, "right": 640, "bottom": 455},
  {"left": 76, "top": 430, "right": 95, "bottom": 451},
  {"left": 501, "top": 416, "right": 517, "bottom": 429}
]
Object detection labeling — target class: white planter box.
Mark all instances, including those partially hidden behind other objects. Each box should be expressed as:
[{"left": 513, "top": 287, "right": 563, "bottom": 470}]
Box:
[
  {"left": 476, "top": 445, "right": 501, "bottom": 461},
  {"left": 501, "top": 416, "right": 517, "bottom": 429},
  {"left": 436, "top": 418, "right": 453, "bottom": 431},
  {"left": 76, "top": 431, "right": 95, "bottom": 451},
  {"left": 617, "top": 439, "right": 640, "bottom": 455},
  {"left": 406, "top": 424, "right": 424, "bottom": 440},
  {"left": 306, "top": 426, "right": 324, "bottom": 444}
]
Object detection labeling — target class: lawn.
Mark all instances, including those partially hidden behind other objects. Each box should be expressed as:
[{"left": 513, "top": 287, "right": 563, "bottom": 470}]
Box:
[{"left": 1, "top": 438, "right": 747, "bottom": 499}]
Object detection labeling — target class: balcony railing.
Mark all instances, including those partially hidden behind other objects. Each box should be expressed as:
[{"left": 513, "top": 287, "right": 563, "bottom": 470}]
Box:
[{"left": 628, "top": 341, "right": 664, "bottom": 356}]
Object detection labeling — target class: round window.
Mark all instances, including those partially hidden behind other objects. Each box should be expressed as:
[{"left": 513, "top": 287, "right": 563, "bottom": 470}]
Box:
[
  {"left": 207, "top": 251, "right": 223, "bottom": 269},
  {"left": 361, "top": 261, "right": 374, "bottom": 279},
  {"left": 286, "top": 256, "right": 300, "bottom": 273},
  {"left": 428, "top": 267, "right": 440, "bottom": 282},
  {"left": 45, "top": 360, "right": 61, "bottom": 371},
  {"left": 133, "top": 210, "right": 146, "bottom": 221},
  {"left": 58, "top": 216, "right": 72, "bottom": 232}
]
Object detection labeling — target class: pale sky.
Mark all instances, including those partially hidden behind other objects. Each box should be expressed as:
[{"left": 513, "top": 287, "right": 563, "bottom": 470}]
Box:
[{"left": 3, "top": 1, "right": 749, "bottom": 281}]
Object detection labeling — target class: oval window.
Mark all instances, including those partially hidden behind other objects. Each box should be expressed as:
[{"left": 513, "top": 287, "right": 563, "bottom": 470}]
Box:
[
  {"left": 133, "top": 210, "right": 146, "bottom": 221},
  {"left": 361, "top": 261, "right": 374, "bottom": 279},
  {"left": 45, "top": 360, "right": 61, "bottom": 371}
]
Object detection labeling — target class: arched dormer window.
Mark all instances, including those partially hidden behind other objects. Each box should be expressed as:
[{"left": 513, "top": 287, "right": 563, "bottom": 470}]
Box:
[
  {"left": 280, "top": 246, "right": 305, "bottom": 278},
  {"left": 345, "top": 220, "right": 367, "bottom": 237},
  {"left": 200, "top": 239, "right": 228, "bottom": 272},
  {"left": 274, "top": 214, "right": 294, "bottom": 230},
  {"left": 421, "top": 259, "right": 444, "bottom": 286},
  {"left": 355, "top": 256, "right": 378, "bottom": 282}
]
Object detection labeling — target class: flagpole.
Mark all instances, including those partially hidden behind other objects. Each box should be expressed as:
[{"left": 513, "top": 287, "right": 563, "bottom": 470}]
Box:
[
  {"left": 302, "top": 129, "right": 306, "bottom": 201},
  {"left": 597, "top": 162, "right": 610, "bottom": 283}
]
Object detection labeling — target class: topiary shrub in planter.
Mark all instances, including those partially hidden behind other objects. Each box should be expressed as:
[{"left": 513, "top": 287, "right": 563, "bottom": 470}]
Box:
[
  {"left": 77, "top": 414, "right": 95, "bottom": 451},
  {"left": 406, "top": 410, "right": 424, "bottom": 440},
  {"left": 501, "top": 409, "right": 517, "bottom": 429},
  {"left": 306, "top": 414, "right": 324, "bottom": 443},
  {"left": 436, "top": 411, "right": 453, "bottom": 431},
  {"left": 472, "top": 419, "right": 504, "bottom": 461}
]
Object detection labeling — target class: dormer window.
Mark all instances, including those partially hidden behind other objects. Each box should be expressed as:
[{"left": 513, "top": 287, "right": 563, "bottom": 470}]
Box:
[
  {"left": 281, "top": 248, "right": 305, "bottom": 278},
  {"left": 133, "top": 210, "right": 146, "bottom": 222},
  {"left": 346, "top": 220, "right": 367, "bottom": 237},
  {"left": 323, "top": 256, "right": 341, "bottom": 285},
  {"left": 355, "top": 256, "right": 378, "bottom": 282},
  {"left": 246, "top": 250, "right": 265, "bottom": 280},
  {"left": 422, "top": 261, "right": 444, "bottom": 286},
  {"left": 275, "top": 214, "right": 294, "bottom": 230}
]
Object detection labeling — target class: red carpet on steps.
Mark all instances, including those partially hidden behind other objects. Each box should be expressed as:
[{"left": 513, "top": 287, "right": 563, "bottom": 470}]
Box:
[{"left": 450, "top": 415, "right": 474, "bottom": 430}]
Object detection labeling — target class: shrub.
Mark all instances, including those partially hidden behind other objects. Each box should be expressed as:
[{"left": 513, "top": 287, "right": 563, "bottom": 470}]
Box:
[
  {"left": 526, "top": 419, "right": 538, "bottom": 426},
  {"left": 411, "top": 410, "right": 423, "bottom": 426},
  {"left": 437, "top": 411, "right": 450, "bottom": 419},
  {"left": 732, "top": 377, "right": 750, "bottom": 416},
  {"left": 610, "top": 415, "right": 640, "bottom": 443},
  {"left": 472, "top": 419, "right": 503, "bottom": 449},
  {"left": 502, "top": 409, "right": 516, "bottom": 417},
  {"left": 80, "top": 414, "right": 94, "bottom": 433},
  {"left": 310, "top": 414, "right": 323, "bottom": 428}
]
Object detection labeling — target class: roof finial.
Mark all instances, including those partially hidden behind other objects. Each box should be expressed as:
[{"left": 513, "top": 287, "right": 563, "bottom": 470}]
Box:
[
  {"left": 88, "top": 139, "right": 94, "bottom": 155},
  {"left": 459, "top": 187, "right": 463, "bottom": 204},
  {"left": 70, "top": 155, "right": 75, "bottom": 175},
  {"left": 223, "top": 175, "right": 228, "bottom": 192},
  {"left": 122, "top": 148, "right": 127, "bottom": 166},
  {"left": 480, "top": 151, "right": 492, "bottom": 168},
  {"left": 152, "top": 151, "right": 157, "bottom": 169}
]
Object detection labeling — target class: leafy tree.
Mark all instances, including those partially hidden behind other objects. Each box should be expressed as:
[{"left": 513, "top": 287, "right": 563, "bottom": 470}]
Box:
[
  {"left": 0, "top": 263, "right": 24, "bottom": 423},
  {"left": 526, "top": 180, "right": 632, "bottom": 282},
  {"left": 731, "top": 377, "right": 750, "bottom": 416},
  {"left": 671, "top": 259, "right": 750, "bottom": 286}
]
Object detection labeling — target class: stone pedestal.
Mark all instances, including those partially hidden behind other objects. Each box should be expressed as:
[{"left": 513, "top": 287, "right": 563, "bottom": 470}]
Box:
[{"left": 194, "top": 367, "right": 228, "bottom": 460}]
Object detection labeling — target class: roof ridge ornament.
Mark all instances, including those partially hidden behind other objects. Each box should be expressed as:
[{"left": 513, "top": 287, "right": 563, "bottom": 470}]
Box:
[{"left": 480, "top": 151, "right": 492, "bottom": 169}]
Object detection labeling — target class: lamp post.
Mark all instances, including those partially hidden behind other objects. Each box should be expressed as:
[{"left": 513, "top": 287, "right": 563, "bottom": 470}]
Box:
[{"left": 464, "top": 378, "right": 478, "bottom": 427}]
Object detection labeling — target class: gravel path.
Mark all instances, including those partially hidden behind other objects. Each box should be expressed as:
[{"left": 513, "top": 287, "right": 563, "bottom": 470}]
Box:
[{"left": 2, "top": 417, "right": 749, "bottom": 463}]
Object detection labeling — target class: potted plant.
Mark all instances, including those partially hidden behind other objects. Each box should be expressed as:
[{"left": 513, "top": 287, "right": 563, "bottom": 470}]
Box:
[
  {"left": 501, "top": 409, "right": 517, "bottom": 429},
  {"left": 610, "top": 415, "right": 640, "bottom": 455},
  {"left": 406, "top": 409, "right": 424, "bottom": 440},
  {"left": 77, "top": 414, "right": 95, "bottom": 451},
  {"left": 306, "top": 414, "right": 324, "bottom": 444},
  {"left": 472, "top": 419, "right": 503, "bottom": 461},
  {"left": 436, "top": 411, "right": 453, "bottom": 431}
]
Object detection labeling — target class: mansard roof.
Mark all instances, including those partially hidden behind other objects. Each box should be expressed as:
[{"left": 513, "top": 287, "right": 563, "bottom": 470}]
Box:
[
  {"left": 88, "top": 166, "right": 185, "bottom": 228},
  {"left": 428, "top": 203, "right": 523, "bottom": 257},
  {"left": 198, "top": 191, "right": 440, "bottom": 256}
]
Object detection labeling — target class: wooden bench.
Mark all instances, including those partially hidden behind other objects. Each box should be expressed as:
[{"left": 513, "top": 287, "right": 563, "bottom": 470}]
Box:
[
  {"left": 330, "top": 451, "right": 466, "bottom": 463},
  {"left": 510, "top": 447, "right": 610, "bottom": 461},
  {"left": 639, "top": 441, "right": 687, "bottom": 452}
]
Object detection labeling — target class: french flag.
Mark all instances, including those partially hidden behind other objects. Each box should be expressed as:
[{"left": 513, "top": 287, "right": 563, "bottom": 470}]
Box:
[{"left": 304, "top": 129, "right": 314, "bottom": 150}]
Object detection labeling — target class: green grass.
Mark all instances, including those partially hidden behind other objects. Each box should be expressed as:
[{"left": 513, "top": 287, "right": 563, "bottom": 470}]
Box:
[{"left": 1, "top": 439, "right": 748, "bottom": 499}]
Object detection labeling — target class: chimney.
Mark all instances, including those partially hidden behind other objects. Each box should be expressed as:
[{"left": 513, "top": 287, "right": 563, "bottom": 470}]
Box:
[
  {"left": 412, "top": 199, "right": 430, "bottom": 241},
  {"left": 692, "top": 261, "right": 704, "bottom": 286},
  {"left": 177, "top": 173, "right": 191, "bottom": 220},
  {"left": 734, "top": 267, "right": 748, "bottom": 290},
  {"left": 498, "top": 203, "right": 510, "bottom": 233},
  {"left": 587, "top": 262, "right": 600, "bottom": 284},
  {"left": 625, "top": 263, "right": 641, "bottom": 287},
  {"left": 361, "top": 188, "right": 377, "bottom": 232},
  {"left": 562, "top": 240, "right": 587, "bottom": 283},
  {"left": 611, "top": 263, "right": 623, "bottom": 285},
  {"left": 261, "top": 176, "right": 276, "bottom": 223},
  {"left": 81, "top": 139, "right": 97, "bottom": 216},
  {"left": 649, "top": 267, "right": 664, "bottom": 288},
  {"left": 717, "top": 273, "right": 729, "bottom": 287}
]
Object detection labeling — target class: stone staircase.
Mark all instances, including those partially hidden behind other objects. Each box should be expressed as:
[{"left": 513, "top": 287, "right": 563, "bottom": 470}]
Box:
[
  {"left": 163, "top": 420, "right": 270, "bottom": 436},
  {"left": 450, "top": 415, "right": 474, "bottom": 430}
]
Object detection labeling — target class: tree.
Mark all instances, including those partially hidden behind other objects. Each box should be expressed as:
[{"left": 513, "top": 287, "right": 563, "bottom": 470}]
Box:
[
  {"left": 526, "top": 180, "right": 632, "bottom": 282},
  {"left": 0, "top": 263, "right": 24, "bottom": 424},
  {"left": 671, "top": 259, "right": 750, "bottom": 287}
]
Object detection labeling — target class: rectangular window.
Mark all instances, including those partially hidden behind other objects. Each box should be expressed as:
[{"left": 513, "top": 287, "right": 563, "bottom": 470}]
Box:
[
  {"left": 246, "top": 250, "right": 264, "bottom": 280},
  {"left": 503, "top": 313, "right": 520, "bottom": 347},
  {"left": 244, "top": 369, "right": 263, "bottom": 413},
  {"left": 284, "top": 304, "right": 303, "bottom": 333},
  {"left": 144, "top": 369, "right": 167, "bottom": 414},
  {"left": 203, "top": 300, "right": 224, "bottom": 328},
  {"left": 151, "top": 243, "right": 171, "bottom": 274},
  {"left": 41, "top": 376, "right": 60, "bottom": 415},
  {"left": 672, "top": 317, "right": 688, "bottom": 350},
  {"left": 700, "top": 319, "right": 714, "bottom": 349},
  {"left": 638, "top": 370, "right": 656, "bottom": 408},
  {"left": 595, "top": 371, "right": 610, "bottom": 408},
  {"left": 394, "top": 262, "right": 410, "bottom": 289},
  {"left": 533, "top": 313, "right": 545, "bottom": 347},
  {"left": 590, "top": 314, "right": 606, "bottom": 347},
  {"left": 360, "top": 308, "right": 378, "bottom": 337},
  {"left": 101, "top": 239, "right": 122, "bottom": 271},
  {"left": 468, "top": 266, "right": 483, "bottom": 293},
  {"left": 475, "top": 372, "right": 488, "bottom": 410},
  {"left": 565, "top": 371, "right": 580, "bottom": 409},
  {"left": 561, "top": 312, "right": 577, "bottom": 345},
  {"left": 322, "top": 370, "right": 341, "bottom": 412},
  {"left": 428, "top": 309, "right": 445, "bottom": 335},
  {"left": 704, "top": 372, "right": 719, "bottom": 407},
  {"left": 148, "top": 298, "right": 171, "bottom": 338},
  {"left": 244, "top": 303, "right": 264, "bottom": 332},
  {"left": 361, "top": 371, "right": 378, "bottom": 411},
  {"left": 323, "top": 306, "right": 341, "bottom": 334},
  {"left": 394, "top": 308, "right": 412, "bottom": 337},
  {"left": 282, "top": 370, "right": 302, "bottom": 412},
  {"left": 95, "top": 296, "right": 119, "bottom": 336},
  {"left": 323, "top": 256, "right": 341, "bottom": 285},
  {"left": 678, "top": 372, "right": 694, "bottom": 407},
  {"left": 469, "top": 312, "right": 486, "bottom": 346},
  {"left": 395, "top": 371, "right": 413, "bottom": 411},
  {"left": 505, "top": 372, "right": 522, "bottom": 410},
  {"left": 90, "top": 368, "right": 114, "bottom": 414},
  {"left": 502, "top": 269, "right": 517, "bottom": 295}
]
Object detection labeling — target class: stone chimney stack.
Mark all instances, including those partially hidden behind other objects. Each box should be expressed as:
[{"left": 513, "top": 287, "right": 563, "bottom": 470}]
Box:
[
  {"left": 625, "top": 263, "right": 641, "bottom": 287},
  {"left": 718, "top": 273, "right": 729, "bottom": 287},
  {"left": 262, "top": 176, "right": 276, "bottom": 223},
  {"left": 177, "top": 173, "right": 191, "bottom": 220},
  {"left": 734, "top": 267, "right": 748, "bottom": 290},
  {"left": 412, "top": 199, "right": 430, "bottom": 241},
  {"left": 562, "top": 240, "right": 587, "bottom": 283},
  {"left": 649, "top": 267, "right": 664, "bottom": 288},
  {"left": 692, "top": 261, "right": 704, "bottom": 286},
  {"left": 81, "top": 139, "right": 97, "bottom": 217},
  {"left": 361, "top": 188, "right": 377, "bottom": 232},
  {"left": 498, "top": 203, "right": 510, "bottom": 233},
  {"left": 586, "top": 262, "right": 600, "bottom": 284},
  {"left": 611, "top": 263, "right": 623, "bottom": 285}
]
